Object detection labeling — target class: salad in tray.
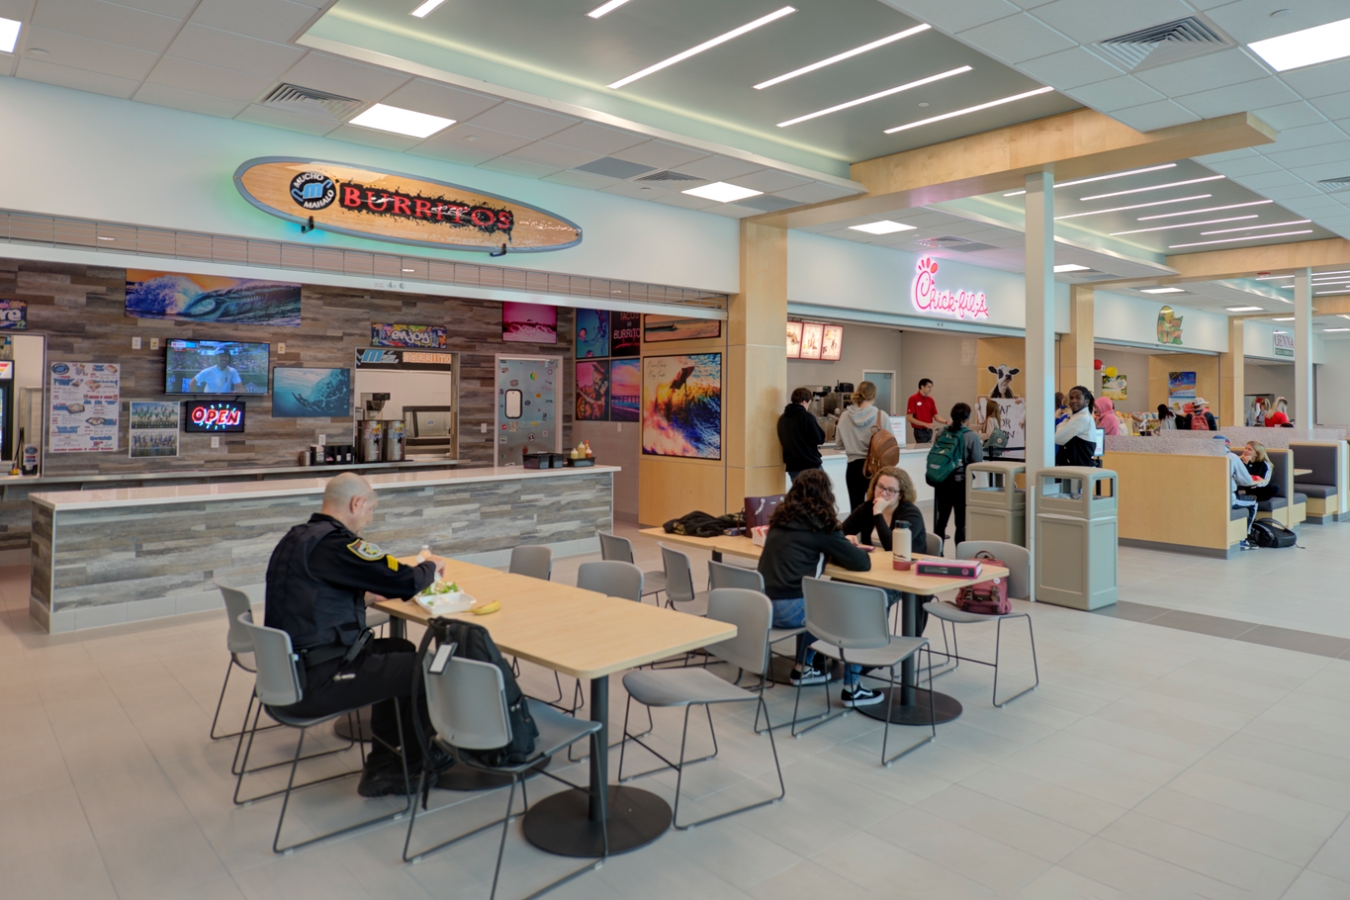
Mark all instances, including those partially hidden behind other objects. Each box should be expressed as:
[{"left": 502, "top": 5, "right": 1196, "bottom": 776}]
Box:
[{"left": 415, "top": 579, "right": 475, "bottom": 614}]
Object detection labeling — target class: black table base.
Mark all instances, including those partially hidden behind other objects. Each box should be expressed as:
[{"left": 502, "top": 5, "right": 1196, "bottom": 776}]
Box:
[
  {"left": 856, "top": 686, "right": 963, "bottom": 725},
  {"left": 523, "top": 785, "right": 671, "bottom": 857}
]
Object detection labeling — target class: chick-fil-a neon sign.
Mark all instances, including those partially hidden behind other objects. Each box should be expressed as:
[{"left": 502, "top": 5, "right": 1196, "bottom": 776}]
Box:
[{"left": 911, "top": 257, "right": 990, "bottom": 321}]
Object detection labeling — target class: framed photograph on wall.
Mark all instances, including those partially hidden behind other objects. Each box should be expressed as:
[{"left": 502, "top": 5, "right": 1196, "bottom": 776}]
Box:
[
  {"left": 611, "top": 312, "right": 641, "bottom": 357},
  {"left": 575, "top": 359, "right": 609, "bottom": 421},
  {"left": 799, "top": 322, "right": 824, "bottom": 360},
  {"left": 610, "top": 358, "right": 640, "bottom": 421},
  {"left": 786, "top": 321, "right": 803, "bottom": 359},
  {"left": 642, "top": 354, "right": 721, "bottom": 459},
  {"left": 272, "top": 367, "right": 351, "bottom": 418},
  {"left": 821, "top": 324, "right": 843, "bottom": 361},
  {"left": 643, "top": 314, "right": 721, "bottom": 343},
  {"left": 576, "top": 308, "right": 609, "bottom": 359},
  {"left": 502, "top": 301, "right": 558, "bottom": 344}
]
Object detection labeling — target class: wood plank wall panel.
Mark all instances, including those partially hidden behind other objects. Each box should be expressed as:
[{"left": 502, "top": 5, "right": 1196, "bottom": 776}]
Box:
[{"left": 0, "top": 259, "right": 575, "bottom": 476}]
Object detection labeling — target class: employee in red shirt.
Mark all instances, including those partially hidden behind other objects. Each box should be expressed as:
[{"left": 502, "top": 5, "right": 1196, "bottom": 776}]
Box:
[{"left": 906, "top": 379, "right": 948, "bottom": 444}]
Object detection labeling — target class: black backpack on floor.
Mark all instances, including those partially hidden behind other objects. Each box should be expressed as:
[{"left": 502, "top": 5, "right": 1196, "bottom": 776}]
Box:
[
  {"left": 1250, "top": 518, "right": 1297, "bottom": 549},
  {"left": 414, "top": 617, "right": 539, "bottom": 767}
]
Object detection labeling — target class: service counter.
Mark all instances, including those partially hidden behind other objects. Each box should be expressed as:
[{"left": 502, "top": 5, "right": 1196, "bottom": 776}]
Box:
[
  {"left": 792, "top": 446, "right": 935, "bottom": 518},
  {"left": 29, "top": 464, "right": 617, "bottom": 633}
]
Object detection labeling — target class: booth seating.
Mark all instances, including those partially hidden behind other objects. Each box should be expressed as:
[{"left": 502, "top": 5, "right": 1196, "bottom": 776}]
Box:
[
  {"left": 1261, "top": 449, "right": 1306, "bottom": 529},
  {"left": 1104, "top": 450, "right": 1247, "bottom": 558},
  {"left": 1289, "top": 441, "right": 1347, "bottom": 524}
]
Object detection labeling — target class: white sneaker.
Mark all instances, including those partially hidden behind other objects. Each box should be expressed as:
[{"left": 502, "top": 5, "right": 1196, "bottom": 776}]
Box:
[
  {"left": 841, "top": 685, "right": 884, "bottom": 707},
  {"left": 790, "top": 665, "right": 828, "bottom": 686}
]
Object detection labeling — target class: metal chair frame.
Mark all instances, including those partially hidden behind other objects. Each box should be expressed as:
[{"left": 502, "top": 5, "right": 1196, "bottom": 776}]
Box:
[{"left": 598, "top": 531, "right": 665, "bottom": 602}]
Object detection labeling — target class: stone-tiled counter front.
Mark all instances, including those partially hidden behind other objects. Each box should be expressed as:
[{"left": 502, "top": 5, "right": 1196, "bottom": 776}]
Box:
[{"left": 30, "top": 466, "right": 616, "bottom": 633}]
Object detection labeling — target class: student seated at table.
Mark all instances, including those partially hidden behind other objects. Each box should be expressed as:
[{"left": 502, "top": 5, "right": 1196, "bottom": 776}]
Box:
[
  {"left": 841, "top": 466, "right": 929, "bottom": 634},
  {"left": 1240, "top": 440, "right": 1275, "bottom": 502},
  {"left": 1215, "top": 436, "right": 1264, "bottom": 547},
  {"left": 756, "top": 468, "right": 879, "bottom": 707}
]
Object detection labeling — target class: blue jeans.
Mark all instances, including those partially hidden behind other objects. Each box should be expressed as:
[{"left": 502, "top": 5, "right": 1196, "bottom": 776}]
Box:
[{"left": 772, "top": 597, "right": 861, "bottom": 686}]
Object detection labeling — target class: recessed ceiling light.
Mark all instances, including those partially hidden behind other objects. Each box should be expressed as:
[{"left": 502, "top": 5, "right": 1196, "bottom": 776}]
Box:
[
  {"left": 1109, "top": 215, "right": 1259, "bottom": 236},
  {"left": 1318, "top": 290, "right": 1350, "bottom": 296},
  {"left": 849, "top": 220, "right": 916, "bottom": 235},
  {"left": 682, "top": 181, "right": 763, "bottom": 203},
  {"left": 777, "top": 66, "right": 971, "bottom": 127},
  {"left": 1200, "top": 219, "right": 1311, "bottom": 235},
  {"left": 1169, "top": 229, "right": 1314, "bottom": 249},
  {"left": 883, "top": 86, "right": 1054, "bottom": 134},
  {"left": 1273, "top": 317, "right": 1296, "bottom": 322},
  {"left": 1141, "top": 287, "right": 1184, "bottom": 294},
  {"left": 1053, "top": 264, "right": 1090, "bottom": 273},
  {"left": 755, "top": 24, "right": 929, "bottom": 89},
  {"left": 1003, "top": 164, "right": 1178, "bottom": 196},
  {"left": 1322, "top": 327, "right": 1350, "bottom": 332},
  {"left": 1249, "top": 15, "right": 1350, "bottom": 72},
  {"left": 609, "top": 7, "right": 796, "bottom": 89},
  {"left": 1137, "top": 199, "right": 1274, "bottom": 221},
  {"left": 1227, "top": 306, "right": 1264, "bottom": 312},
  {"left": 1079, "top": 175, "right": 1225, "bottom": 202},
  {"left": 409, "top": 0, "right": 447, "bottom": 18},
  {"left": 588, "top": 0, "right": 634, "bottom": 18},
  {"left": 0, "top": 17, "right": 19, "bottom": 53},
  {"left": 1055, "top": 195, "right": 1214, "bottom": 220},
  {"left": 349, "top": 103, "right": 454, "bottom": 138}
]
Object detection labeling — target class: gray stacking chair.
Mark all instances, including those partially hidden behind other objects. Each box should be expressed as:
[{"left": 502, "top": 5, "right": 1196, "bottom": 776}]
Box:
[
  {"left": 598, "top": 531, "right": 665, "bottom": 601},
  {"left": 210, "top": 583, "right": 279, "bottom": 743},
  {"left": 925, "top": 532, "right": 944, "bottom": 557},
  {"left": 793, "top": 577, "right": 936, "bottom": 767},
  {"left": 660, "top": 543, "right": 710, "bottom": 616},
  {"left": 508, "top": 545, "right": 553, "bottom": 581},
  {"left": 576, "top": 560, "right": 643, "bottom": 602},
  {"left": 616, "top": 588, "right": 785, "bottom": 828},
  {"left": 923, "top": 541, "right": 1039, "bottom": 708},
  {"left": 235, "top": 613, "right": 411, "bottom": 854},
  {"left": 708, "top": 560, "right": 804, "bottom": 700},
  {"left": 402, "top": 655, "right": 606, "bottom": 900}
]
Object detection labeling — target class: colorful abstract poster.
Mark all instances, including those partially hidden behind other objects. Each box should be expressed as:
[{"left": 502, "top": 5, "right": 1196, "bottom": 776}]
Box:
[
  {"left": 821, "top": 324, "right": 843, "bottom": 361},
  {"left": 576, "top": 360, "right": 609, "bottom": 421},
  {"left": 786, "top": 321, "right": 803, "bottom": 358},
  {"left": 502, "top": 301, "right": 557, "bottom": 343},
  {"left": 610, "top": 359, "right": 640, "bottom": 422},
  {"left": 125, "top": 270, "right": 301, "bottom": 326},
  {"left": 370, "top": 322, "right": 448, "bottom": 349},
  {"left": 272, "top": 367, "right": 351, "bottom": 418},
  {"left": 611, "top": 312, "right": 641, "bottom": 357},
  {"left": 576, "top": 309, "right": 610, "bottom": 358},
  {"left": 1157, "top": 305, "right": 1184, "bottom": 345},
  {"left": 0, "top": 299, "right": 27, "bottom": 330},
  {"left": 128, "top": 401, "right": 179, "bottom": 458},
  {"left": 1168, "top": 371, "right": 1195, "bottom": 414},
  {"left": 49, "top": 362, "right": 120, "bottom": 452},
  {"left": 643, "top": 314, "right": 721, "bottom": 343},
  {"left": 799, "top": 322, "right": 824, "bottom": 360},
  {"left": 1102, "top": 374, "right": 1127, "bottom": 401},
  {"left": 642, "top": 354, "right": 721, "bottom": 459}
]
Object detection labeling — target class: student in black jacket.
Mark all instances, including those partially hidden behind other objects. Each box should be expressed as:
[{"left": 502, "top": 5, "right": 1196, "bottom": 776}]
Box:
[
  {"left": 841, "top": 466, "right": 932, "bottom": 635},
  {"left": 777, "top": 387, "right": 826, "bottom": 482},
  {"left": 756, "top": 469, "right": 880, "bottom": 707}
]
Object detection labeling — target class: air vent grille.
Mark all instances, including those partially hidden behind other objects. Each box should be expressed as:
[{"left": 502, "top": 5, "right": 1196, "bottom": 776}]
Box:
[
  {"left": 262, "top": 84, "right": 364, "bottom": 121},
  {"left": 1318, "top": 176, "right": 1350, "bottom": 193},
  {"left": 1093, "top": 16, "right": 1235, "bottom": 72},
  {"left": 635, "top": 170, "right": 704, "bottom": 183},
  {"left": 919, "top": 236, "right": 998, "bottom": 253}
]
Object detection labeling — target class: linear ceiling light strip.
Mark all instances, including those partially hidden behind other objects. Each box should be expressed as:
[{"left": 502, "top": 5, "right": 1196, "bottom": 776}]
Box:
[
  {"left": 1055, "top": 195, "right": 1214, "bottom": 220},
  {"left": 1199, "top": 219, "right": 1311, "bottom": 236},
  {"left": 755, "top": 24, "right": 930, "bottom": 89},
  {"left": 1169, "top": 230, "right": 1314, "bottom": 249},
  {"left": 588, "top": 0, "right": 634, "bottom": 18},
  {"left": 1137, "top": 199, "right": 1273, "bottom": 221},
  {"left": 1108, "top": 215, "right": 1258, "bottom": 236},
  {"left": 883, "top": 86, "right": 1054, "bottom": 134},
  {"left": 609, "top": 7, "right": 796, "bottom": 89},
  {"left": 1079, "top": 175, "right": 1225, "bottom": 202},
  {"left": 777, "top": 66, "right": 971, "bottom": 127},
  {"left": 1002, "top": 164, "right": 1177, "bottom": 196}
]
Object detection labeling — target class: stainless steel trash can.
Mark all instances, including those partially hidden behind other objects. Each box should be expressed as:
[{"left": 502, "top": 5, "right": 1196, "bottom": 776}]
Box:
[
  {"left": 966, "top": 461, "right": 1027, "bottom": 546},
  {"left": 1034, "top": 467, "right": 1118, "bottom": 610}
]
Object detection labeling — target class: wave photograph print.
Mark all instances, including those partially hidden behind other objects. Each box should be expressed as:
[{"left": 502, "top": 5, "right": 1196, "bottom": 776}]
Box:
[
  {"left": 642, "top": 354, "right": 721, "bottom": 459},
  {"left": 272, "top": 367, "right": 351, "bottom": 418},
  {"left": 126, "top": 270, "right": 301, "bottom": 327},
  {"left": 610, "top": 359, "right": 640, "bottom": 422}
]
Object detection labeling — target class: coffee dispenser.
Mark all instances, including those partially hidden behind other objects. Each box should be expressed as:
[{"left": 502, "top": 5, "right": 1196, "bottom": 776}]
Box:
[{"left": 358, "top": 393, "right": 391, "bottom": 463}]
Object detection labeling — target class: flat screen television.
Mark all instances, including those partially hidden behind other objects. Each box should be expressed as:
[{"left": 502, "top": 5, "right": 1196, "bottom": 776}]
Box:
[
  {"left": 184, "top": 400, "right": 246, "bottom": 433},
  {"left": 166, "top": 340, "right": 269, "bottom": 394}
]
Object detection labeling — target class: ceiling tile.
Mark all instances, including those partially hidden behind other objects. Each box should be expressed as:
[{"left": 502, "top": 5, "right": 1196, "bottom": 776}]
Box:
[
  {"left": 109, "top": 0, "right": 198, "bottom": 14},
  {"left": 1019, "top": 46, "right": 1124, "bottom": 89},
  {"left": 406, "top": 142, "right": 497, "bottom": 168},
  {"left": 145, "top": 57, "right": 272, "bottom": 103},
  {"left": 1280, "top": 58, "right": 1350, "bottom": 100},
  {"left": 1202, "top": 0, "right": 1343, "bottom": 45},
  {"left": 672, "top": 156, "right": 765, "bottom": 182},
  {"left": 1264, "top": 140, "right": 1350, "bottom": 170},
  {"left": 601, "top": 180, "right": 670, "bottom": 200},
  {"left": 1066, "top": 76, "right": 1164, "bottom": 112},
  {"left": 325, "top": 124, "right": 425, "bottom": 152},
  {"left": 876, "top": 0, "right": 1020, "bottom": 33},
  {"left": 22, "top": 25, "right": 159, "bottom": 81},
  {"left": 278, "top": 52, "right": 410, "bottom": 102},
  {"left": 476, "top": 156, "right": 561, "bottom": 179},
  {"left": 1289, "top": 162, "right": 1350, "bottom": 184},
  {"left": 702, "top": 204, "right": 761, "bottom": 219},
  {"left": 545, "top": 121, "right": 647, "bottom": 156},
  {"left": 574, "top": 157, "right": 656, "bottom": 179},
  {"left": 189, "top": 0, "right": 318, "bottom": 43},
  {"left": 1205, "top": 156, "right": 1282, "bottom": 177},
  {"left": 1132, "top": 48, "right": 1271, "bottom": 96},
  {"left": 425, "top": 124, "right": 531, "bottom": 157},
  {"left": 649, "top": 193, "right": 719, "bottom": 211},
  {"left": 31, "top": 0, "right": 181, "bottom": 53},
  {"left": 165, "top": 25, "right": 306, "bottom": 78},
  {"left": 609, "top": 140, "right": 709, "bottom": 170},
  {"left": 234, "top": 103, "right": 338, "bottom": 136},
  {"left": 1250, "top": 101, "right": 1327, "bottom": 132},
  {"left": 542, "top": 170, "right": 621, "bottom": 190},
  {"left": 503, "top": 141, "right": 602, "bottom": 170},
  {"left": 1309, "top": 92, "right": 1350, "bottom": 122},
  {"left": 734, "top": 169, "right": 813, "bottom": 193},
  {"left": 463, "top": 102, "right": 578, "bottom": 140},
  {"left": 1110, "top": 99, "right": 1199, "bottom": 132},
  {"left": 736, "top": 195, "right": 802, "bottom": 212},
  {"left": 774, "top": 182, "right": 859, "bottom": 203},
  {"left": 1176, "top": 77, "right": 1300, "bottom": 120},
  {"left": 1030, "top": 0, "right": 1194, "bottom": 44},
  {"left": 134, "top": 82, "right": 249, "bottom": 118},
  {"left": 957, "top": 14, "right": 1076, "bottom": 65},
  {"left": 1269, "top": 122, "right": 1350, "bottom": 152},
  {"left": 379, "top": 79, "right": 501, "bottom": 123},
  {"left": 15, "top": 57, "right": 139, "bottom": 99},
  {"left": 1236, "top": 170, "right": 1305, "bottom": 190}
]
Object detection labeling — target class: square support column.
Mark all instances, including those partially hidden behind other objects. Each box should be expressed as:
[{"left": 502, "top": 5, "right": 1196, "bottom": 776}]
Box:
[
  {"left": 1025, "top": 173, "right": 1055, "bottom": 473},
  {"left": 1294, "top": 268, "right": 1313, "bottom": 433},
  {"left": 1219, "top": 317, "right": 1245, "bottom": 427},
  {"left": 1059, "top": 285, "right": 1095, "bottom": 394}
]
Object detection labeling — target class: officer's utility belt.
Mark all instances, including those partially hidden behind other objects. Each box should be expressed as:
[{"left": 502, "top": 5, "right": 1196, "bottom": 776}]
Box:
[{"left": 299, "top": 629, "right": 373, "bottom": 670}]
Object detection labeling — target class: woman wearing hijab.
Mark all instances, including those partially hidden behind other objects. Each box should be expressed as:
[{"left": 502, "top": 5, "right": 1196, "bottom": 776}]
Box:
[{"left": 1094, "top": 396, "right": 1121, "bottom": 437}]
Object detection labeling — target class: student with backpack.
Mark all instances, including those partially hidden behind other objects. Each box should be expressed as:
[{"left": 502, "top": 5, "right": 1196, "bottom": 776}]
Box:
[
  {"left": 1189, "top": 397, "right": 1217, "bottom": 431},
  {"left": 976, "top": 398, "right": 1008, "bottom": 458},
  {"left": 835, "top": 381, "right": 893, "bottom": 510},
  {"left": 1055, "top": 385, "right": 1098, "bottom": 467},
  {"left": 927, "top": 403, "right": 983, "bottom": 547}
]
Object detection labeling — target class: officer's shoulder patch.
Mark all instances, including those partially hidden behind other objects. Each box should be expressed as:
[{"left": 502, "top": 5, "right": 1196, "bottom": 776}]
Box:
[{"left": 347, "top": 539, "right": 384, "bottom": 561}]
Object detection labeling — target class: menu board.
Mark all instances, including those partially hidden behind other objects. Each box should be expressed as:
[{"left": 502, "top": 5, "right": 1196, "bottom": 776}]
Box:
[{"left": 49, "top": 362, "right": 120, "bottom": 452}]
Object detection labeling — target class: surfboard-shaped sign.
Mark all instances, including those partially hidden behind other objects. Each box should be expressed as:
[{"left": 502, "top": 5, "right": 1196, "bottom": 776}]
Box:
[{"left": 233, "top": 157, "right": 582, "bottom": 254}]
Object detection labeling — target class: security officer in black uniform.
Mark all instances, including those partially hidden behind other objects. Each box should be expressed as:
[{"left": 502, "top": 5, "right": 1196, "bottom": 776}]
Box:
[{"left": 265, "top": 472, "right": 448, "bottom": 797}]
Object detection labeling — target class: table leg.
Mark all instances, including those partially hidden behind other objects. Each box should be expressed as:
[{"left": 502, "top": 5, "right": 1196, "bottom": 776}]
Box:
[
  {"left": 523, "top": 674, "right": 672, "bottom": 857},
  {"left": 388, "top": 616, "right": 406, "bottom": 641},
  {"left": 712, "top": 549, "right": 723, "bottom": 562},
  {"left": 857, "top": 591, "right": 964, "bottom": 726}
]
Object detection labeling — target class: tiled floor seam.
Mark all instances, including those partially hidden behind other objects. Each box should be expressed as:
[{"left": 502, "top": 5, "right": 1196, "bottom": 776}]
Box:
[{"left": 1090, "top": 601, "right": 1350, "bottom": 660}]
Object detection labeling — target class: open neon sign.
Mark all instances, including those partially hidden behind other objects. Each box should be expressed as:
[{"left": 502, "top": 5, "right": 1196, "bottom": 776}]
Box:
[
  {"left": 185, "top": 401, "right": 245, "bottom": 433},
  {"left": 911, "top": 257, "right": 989, "bottom": 321}
]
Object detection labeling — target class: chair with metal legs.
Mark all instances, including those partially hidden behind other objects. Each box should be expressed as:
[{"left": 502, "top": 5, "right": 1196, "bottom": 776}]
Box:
[
  {"left": 598, "top": 531, "right": 665, "bottom": 602},
  {"left": 923, "top": 541, "right": 1039, "bottom": 708},
  {"left": 792, "top": 577, "right": 936, "bottom": 767},
  {"left": 616, "top": 587, "right": 786, "bottom": 828},
  {"left": 210, "top": 583, "right": 280, "bottom": 743},
  {"left": 235, "top": 614, "right": 412, "bottom": 854},
  {"left": 660, "top": 544, "right": 710, "bottom": 616},
  {"left": 925, "top": 533, "right": 944, "bottom": 557},
  {"left": 507, "top": 546, "right": 573, "bottom": 708},
  {"left": 402, "top": 655, "right": 607, "bottom": 900},
  {"left": 576, "top": 560, "right": 643, "bottom": 602},
  {"left": 707, "top": 561, "right": 803, "bottom": 719}
]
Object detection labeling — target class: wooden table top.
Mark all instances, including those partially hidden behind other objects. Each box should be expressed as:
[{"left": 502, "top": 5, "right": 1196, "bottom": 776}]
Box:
[
  {"left": 374, "top": 559, "right": 735, "bottom": 681},
  {"left": 643, "top": 528, "right": 1008, "bottom": 594},
  {"left": 1294, "top": 468, "right": 1313, "bottom": 476}
]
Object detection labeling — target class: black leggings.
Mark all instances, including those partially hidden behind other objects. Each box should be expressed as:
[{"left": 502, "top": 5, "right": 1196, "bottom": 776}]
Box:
[
  {"left": 933, "top": 478, "right": 967, "bottom": 548},
  {"left": 845, "top": 458, "right": 869, "bottom": 511}
]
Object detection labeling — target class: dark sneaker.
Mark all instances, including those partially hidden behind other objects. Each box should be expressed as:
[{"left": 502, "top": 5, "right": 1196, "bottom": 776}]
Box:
[
  {"left": 841, "top": 685, "right": 884, "bottom": 708},
  {"left": 790, "top": 664, "right": 828, "bottom": 686},
  {"left": 357, "top": 764, "right": 414, "bottom": 798}
]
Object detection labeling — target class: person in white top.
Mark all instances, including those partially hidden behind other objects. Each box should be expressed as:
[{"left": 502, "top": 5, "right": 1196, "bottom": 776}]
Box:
[
  {"left": 1054, "top": 385, "right": 1097, "bottom": 467},
  {"left": 189, "top": 351, "right": 243, "bottom": 394}
]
